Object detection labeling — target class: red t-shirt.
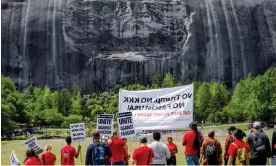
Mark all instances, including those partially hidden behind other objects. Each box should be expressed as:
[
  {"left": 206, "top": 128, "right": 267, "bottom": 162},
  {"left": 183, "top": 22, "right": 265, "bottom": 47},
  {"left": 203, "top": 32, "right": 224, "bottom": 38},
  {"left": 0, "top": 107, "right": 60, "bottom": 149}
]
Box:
[
  {"left": 132, "top": 146, "right": 154, "bottom": 165},
  {"left": 41, "top": 151, "right": 56, "bottom": 165},
  {"left": 24, "top": 157, "right": 43, "bottom": 165},
  {"left": 61, "top": 145, "right": 77, "bottom": 165},
  {"left": 108, "top": 138, "right": 126, "bottom": 162},
  {"left": 182, "top": 130, "right": 204, "bottom": 156},
  {"left": 224, "top": 135, "right": 235, "bottom": 159},
  {"left": 227, "top": 139, "right": 250, "bottom": 158},
  {"left": 167, "top": 143, "right": 178, "bottom": 156}
]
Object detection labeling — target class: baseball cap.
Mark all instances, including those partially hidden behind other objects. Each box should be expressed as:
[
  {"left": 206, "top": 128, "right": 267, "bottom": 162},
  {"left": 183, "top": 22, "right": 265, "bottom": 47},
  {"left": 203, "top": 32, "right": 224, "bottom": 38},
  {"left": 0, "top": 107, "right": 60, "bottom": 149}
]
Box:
[{"left": 253, "top": 121, "right": 261, "bottom": 128}]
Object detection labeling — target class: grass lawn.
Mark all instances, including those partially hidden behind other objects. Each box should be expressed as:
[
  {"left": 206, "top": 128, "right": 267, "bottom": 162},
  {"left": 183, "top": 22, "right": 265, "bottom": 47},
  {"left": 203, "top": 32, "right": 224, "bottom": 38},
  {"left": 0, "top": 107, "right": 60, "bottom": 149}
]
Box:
[{"left": 1, "top": 125, "right": 274, "bottom": 165}]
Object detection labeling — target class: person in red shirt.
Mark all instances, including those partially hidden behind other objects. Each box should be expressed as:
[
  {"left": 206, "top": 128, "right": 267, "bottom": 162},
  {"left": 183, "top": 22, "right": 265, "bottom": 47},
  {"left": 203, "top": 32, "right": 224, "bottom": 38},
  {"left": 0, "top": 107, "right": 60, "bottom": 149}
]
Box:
[
  {"left": 107, "top": 131, "right": 128, "bottom": 165},
  {"left": 123, "top": 138, "right": 130, "bottom": 165},
  {"left": 227, "top": 129, "right": 251, "bottom": 165},
  {"left": 41, "top": 144, "right": 56, "bottom": 165},
  {"left": 224, "top": 126, "right": 236, "bottom": 165},
  {"left": 60, "top": 136, "right": 81, "bottom": 165},
  {"left": 167, "top": 137, "right": 178, "bottom": 165},
  {"left": 24, "top": 148, "right": 43, "bottom": 165},
  {"left": 182, "top": 122, "right": 204, "bottom": 165},
  {"left": 132, "top": 137, "right": 154, "bottom": 165}
]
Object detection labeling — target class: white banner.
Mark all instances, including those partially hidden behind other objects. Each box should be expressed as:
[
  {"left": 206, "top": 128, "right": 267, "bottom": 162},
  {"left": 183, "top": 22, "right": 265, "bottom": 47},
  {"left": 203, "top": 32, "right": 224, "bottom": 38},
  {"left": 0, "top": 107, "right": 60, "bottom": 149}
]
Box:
[
  {"left": 24, "top": 136, "right": 43, "bottom": 154},
  {"left": 117, "top": 112, "right": 135, "bottom": 138},
  {"left": 70, "top": 123, "right": 86, "bottom": 142},
  {"left": 10, "top": 151, "right": 20, "bottom": 166},
  {"left": 97, "top": 114, "right": 114, "bottom": 136},
  {"left": 119, "top": 84, "right": 193, "bottom": 130}
]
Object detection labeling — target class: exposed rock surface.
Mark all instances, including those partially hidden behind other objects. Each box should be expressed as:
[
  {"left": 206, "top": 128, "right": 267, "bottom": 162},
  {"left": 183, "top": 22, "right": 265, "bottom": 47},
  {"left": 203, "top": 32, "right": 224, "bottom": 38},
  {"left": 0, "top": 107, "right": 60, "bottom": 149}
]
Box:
[{"left": 2, "top": 0, "right": 276, "bottom": 92}]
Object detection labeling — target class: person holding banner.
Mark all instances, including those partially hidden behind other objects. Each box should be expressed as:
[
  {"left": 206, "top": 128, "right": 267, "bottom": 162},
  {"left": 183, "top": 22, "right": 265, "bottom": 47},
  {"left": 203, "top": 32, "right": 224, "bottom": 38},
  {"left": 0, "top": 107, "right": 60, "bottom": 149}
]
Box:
[
  {"left": 148, "top": 132, "right": 171, "bottom": 165},
  {"left": 132, "top": 137, "right": 154, "bottom": 165},
  {"left": 182, "top": 122, "right": 204, "bottom": 165},
  {"left": 40, "top": 144, "right": 56, "bottom": 165},
  {"left": 108, "top": 131, "right": 128, "bottom": 165},
  {"left": 23, "top": 148, "right": 43, "bottom": 165},
  {"left": 60, "top": 136, "right": 81, "bottom": 165},
  {"left": 85, "top": 132, "right": 112, "bottom": 165}
]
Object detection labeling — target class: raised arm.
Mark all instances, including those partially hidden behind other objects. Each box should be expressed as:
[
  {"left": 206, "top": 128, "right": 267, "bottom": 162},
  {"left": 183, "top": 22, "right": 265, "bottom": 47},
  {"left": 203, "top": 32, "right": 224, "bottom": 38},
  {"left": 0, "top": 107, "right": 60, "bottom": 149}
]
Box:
[{"left": 74, "top": 144, "right": 81, "bottom": 159}]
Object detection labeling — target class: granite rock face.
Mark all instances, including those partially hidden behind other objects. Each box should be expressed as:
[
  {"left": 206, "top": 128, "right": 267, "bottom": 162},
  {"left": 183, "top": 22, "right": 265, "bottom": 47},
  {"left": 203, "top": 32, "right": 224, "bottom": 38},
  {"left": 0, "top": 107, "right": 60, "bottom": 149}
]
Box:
[{"left": 2, "top": 0, "right": 276, "bottom": 92}]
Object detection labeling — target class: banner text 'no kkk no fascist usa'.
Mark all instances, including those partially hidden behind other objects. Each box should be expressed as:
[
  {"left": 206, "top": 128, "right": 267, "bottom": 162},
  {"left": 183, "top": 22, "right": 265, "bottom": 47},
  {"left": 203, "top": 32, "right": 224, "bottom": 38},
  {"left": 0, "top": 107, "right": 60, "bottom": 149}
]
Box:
[{"left": 119, "top": 84, "right": 194, "bottom": 130}]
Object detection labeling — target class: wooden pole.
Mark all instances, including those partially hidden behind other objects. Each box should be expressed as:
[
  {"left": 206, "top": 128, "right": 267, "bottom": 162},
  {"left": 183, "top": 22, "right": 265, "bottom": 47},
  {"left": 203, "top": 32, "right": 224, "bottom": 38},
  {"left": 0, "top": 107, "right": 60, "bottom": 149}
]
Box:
[{"left": 79, "top": 142, "right": 82, "bottom": 163}]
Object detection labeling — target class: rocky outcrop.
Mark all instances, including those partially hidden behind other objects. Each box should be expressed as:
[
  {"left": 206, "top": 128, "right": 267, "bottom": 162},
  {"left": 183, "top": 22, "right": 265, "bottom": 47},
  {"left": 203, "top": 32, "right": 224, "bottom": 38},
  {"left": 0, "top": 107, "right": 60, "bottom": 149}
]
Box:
[{"left": 2, "top": 0, "right": 276, "bottom": 92}]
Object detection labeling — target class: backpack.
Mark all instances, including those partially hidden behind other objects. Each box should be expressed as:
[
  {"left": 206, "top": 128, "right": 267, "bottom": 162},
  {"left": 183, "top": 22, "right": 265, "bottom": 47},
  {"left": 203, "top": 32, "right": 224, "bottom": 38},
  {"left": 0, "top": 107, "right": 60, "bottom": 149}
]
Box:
[
  {"left": 233, "top": 143, "right": 250, "bottom": 165},
  {"left": 205, "top": 140, "right": 218, "bottom": 165},
  {"left": 252, "top": 132, "right": 267, "bottom": 154},
  {"left": 92, "top": 142, "right": 106, "bottom": 165}
]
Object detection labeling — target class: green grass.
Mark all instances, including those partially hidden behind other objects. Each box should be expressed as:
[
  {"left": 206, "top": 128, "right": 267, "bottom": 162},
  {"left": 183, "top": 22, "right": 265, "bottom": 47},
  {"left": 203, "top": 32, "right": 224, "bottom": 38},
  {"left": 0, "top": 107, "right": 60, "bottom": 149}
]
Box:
[{"left": 1, "top": 129, "right": 274, "bottom": 165}]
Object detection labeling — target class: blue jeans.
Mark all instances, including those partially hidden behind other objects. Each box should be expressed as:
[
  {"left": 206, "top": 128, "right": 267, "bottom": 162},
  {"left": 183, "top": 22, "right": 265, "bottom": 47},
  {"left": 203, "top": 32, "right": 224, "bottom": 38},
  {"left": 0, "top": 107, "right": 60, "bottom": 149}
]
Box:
[
  {"left": 272, "top": 156, "right": 276, "bottom": 166},
  {"left": 185, "top": 155, "right": 200, "bottom": 165},
  {"left": 112, "top": 161, "right": 125, "bottom": 165}
]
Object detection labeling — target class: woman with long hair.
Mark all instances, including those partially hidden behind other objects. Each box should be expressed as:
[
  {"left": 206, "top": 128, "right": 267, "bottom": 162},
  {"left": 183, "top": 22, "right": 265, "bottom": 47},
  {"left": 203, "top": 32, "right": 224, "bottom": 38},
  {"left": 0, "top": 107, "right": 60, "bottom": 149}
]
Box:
[
  {"left": 227, "top": 129, "right": 250, "bottom": 165},
  {"left": 182, "top": 122, "right": 204, "bottom": 165},
  {"left": 40, "top": 144, "right": 56, "bottom": 165},
  {"left": 24, "top": 148, "right": 43, "bottom": 165}
]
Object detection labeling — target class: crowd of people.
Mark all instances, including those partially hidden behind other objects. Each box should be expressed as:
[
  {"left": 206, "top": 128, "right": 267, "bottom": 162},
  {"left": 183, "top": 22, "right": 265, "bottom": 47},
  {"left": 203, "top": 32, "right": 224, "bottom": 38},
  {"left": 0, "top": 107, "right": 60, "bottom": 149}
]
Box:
[{"left": 22, "top": 121, "right": 276, "bottom": 165}]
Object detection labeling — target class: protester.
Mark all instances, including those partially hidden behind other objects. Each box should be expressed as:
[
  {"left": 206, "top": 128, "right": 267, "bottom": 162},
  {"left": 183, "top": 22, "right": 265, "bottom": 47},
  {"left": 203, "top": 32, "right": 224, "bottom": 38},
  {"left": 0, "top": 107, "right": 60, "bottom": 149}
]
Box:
[
  {"left": 108, "top": 131, "right": 128, "bottom": 165},
  {"left": 200, "top": 130, "right": 222, "bottom": 165},
  {"left": 132, "top": 137, "right": 154, "bottom": 165},
  {"left": 271, "top": 130, "right": 276, "bottom": 165},
  {"left": 85, "top": 132, "right": 112, "bottom": 165},
  {"left": 227, "top": 129, "right": 250, "bottom": 165},
  {"left": 246, "top": 121, "right": 271, "bottom": 165},
  {"left": 123, "top": 138, "right": 130, "bottom": 165},
  {"left": 24, "top": 148, "right": 43, "bottom": 165},
  {"left": 40, "top": 144, "right": 56, "bottom": 165},
  {"left": 60, "top": 136, "right": 81, "bottom": 165},
  {"left": 105, "top": 136, "right": 112, "bottom": 165},
  {"left": 148, "top": 132, "right": 171, "bottom": 165},
  {"left": 166, "top": 137, "right": 178, "bottom": 165},
  {"left": 224, "top": 126, "right": 236, "bottom": 165},
  {"left": 182, "top": 122, "right": 204, "bottom": 165}
]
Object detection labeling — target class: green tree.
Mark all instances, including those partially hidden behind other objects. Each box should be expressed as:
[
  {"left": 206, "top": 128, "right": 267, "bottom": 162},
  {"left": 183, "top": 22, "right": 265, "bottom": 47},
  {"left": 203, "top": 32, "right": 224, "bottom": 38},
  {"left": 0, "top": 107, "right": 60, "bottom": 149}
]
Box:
[
  {"left": 1, "top": 76, "right": 26, "bottom": 136},
  {"left": 61, "top": 114, "right": 83, "bottom": 128},
  {"left": 53, "top": 89, "right": 72, "bottom": 116},
  {"left": 209, "top": 82, "right": 229, "bottom": 112},
  {"left": 162, "top": 73, "right": 176, "bottom": 88},
  {"left": 226, "top": 74, "right": 254, "bottom": 121},
  {"left": 91, "top": 106, "right": 104, "bottom": 122},
  {"left": 195, "top": 82, "right": 212, "bottom": 121},
  {"left": 70, "top": 90, "right": 82, "bottom": 115},
  {"left": 151, "top": 73, "right": 162, "bottom": 87},
  {"left": 44, "top": 109, "right": 64, "bottom": 126}
]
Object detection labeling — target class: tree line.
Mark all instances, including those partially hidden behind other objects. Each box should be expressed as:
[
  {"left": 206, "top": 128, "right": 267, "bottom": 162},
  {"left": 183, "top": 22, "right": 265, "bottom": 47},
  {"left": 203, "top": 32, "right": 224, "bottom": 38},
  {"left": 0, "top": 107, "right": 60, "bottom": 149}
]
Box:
[{"left": 1, "top": 67, "right": 276, "bottom": 136}]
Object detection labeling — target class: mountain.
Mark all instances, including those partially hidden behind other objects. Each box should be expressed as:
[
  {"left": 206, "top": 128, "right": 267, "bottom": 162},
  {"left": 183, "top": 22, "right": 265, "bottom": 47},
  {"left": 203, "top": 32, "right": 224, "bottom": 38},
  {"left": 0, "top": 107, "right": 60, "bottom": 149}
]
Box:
[{"left": 2, "top": 0, "right": 276, "bottom": 92}]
